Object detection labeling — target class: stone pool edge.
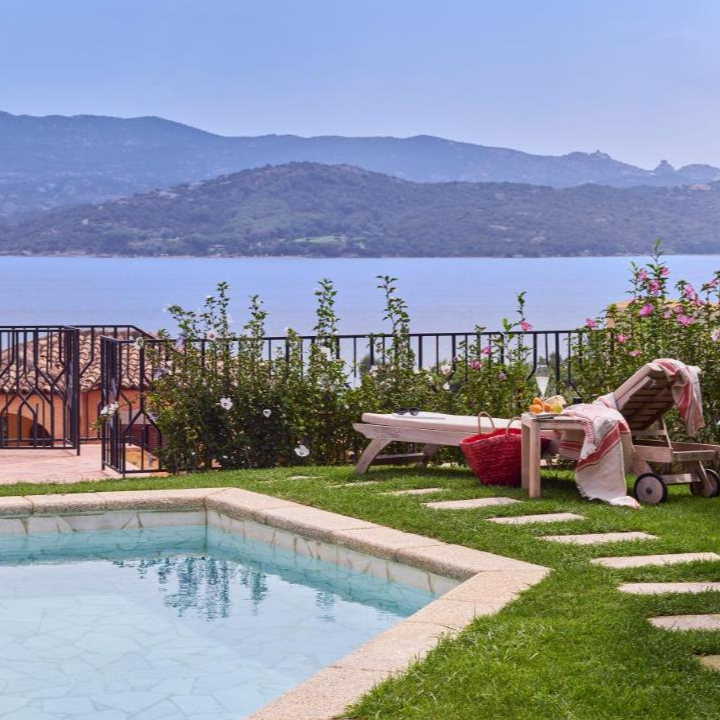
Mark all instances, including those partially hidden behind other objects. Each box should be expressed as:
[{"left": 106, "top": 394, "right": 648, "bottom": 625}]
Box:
[{"left": 0, "top": 488, "right": 549, "bottom": 720}]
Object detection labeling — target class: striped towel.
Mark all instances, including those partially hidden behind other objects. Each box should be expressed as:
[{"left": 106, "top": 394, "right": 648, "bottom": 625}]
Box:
[
  {"left": 646, "top": 359, "right": 704, "bottom": 436},
  {"left": 558, "top": 396, "right": 638, "bottom": 507}
]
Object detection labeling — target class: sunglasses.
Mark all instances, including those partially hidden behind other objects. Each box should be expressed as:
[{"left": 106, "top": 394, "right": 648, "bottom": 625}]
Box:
[{"left": 395, "top": 407, "right": 421, "bottom": 416}]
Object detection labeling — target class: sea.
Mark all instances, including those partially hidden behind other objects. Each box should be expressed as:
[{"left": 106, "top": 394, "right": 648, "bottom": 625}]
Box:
[{"left": 0, "top": 255, "right": 714, "bottom": 335}]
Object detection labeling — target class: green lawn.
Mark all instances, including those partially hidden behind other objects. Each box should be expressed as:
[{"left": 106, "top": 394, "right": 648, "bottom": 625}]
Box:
[{"left": 5, "top": 466, "right": 720, "bottom": 719}]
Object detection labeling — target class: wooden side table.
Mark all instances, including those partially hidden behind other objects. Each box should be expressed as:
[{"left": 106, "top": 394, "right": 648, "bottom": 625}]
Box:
[{"left": 520, "top": 413, "right": 584, "bottom": 498}]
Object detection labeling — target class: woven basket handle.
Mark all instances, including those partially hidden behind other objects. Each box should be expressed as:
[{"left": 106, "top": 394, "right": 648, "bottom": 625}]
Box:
[
  {"left": 506, "top": 416, "right": 522, "bottom": 434},
  {"left": 477, "top": 411, "right": 496, "bottom": 433}
]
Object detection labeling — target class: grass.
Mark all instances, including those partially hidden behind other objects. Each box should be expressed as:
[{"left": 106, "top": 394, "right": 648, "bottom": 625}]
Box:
[{"left": 4, "top": 465, "right": 720, "bottom": 718}]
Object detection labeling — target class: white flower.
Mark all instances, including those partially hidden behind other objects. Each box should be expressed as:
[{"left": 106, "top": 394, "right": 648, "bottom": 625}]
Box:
[
  {"left": 440, "top": 363, "right": 452, "bottom": 375},
  {"left": 207, "top": 330, "right": 217, "bottom": 340},
  {"left": 262, "top": 408, "right": 272, "bottom": 418},
  {"left": 219, "top": 397, "right": 233, "bottom": 410},
  {"left": 368, "top": 365, "right": 378, "bottom": 377},
  {"left": 712, "top": 328, "right": 720, "bottom": 343},
  {"left": 133, "top": 337, "right": 145, "bottom": 350},
  {"left": 442, "top": 382, "right": 450, "bottom": 390},
  {"left": 99, "top": 401, "right": 120, "bottom": 417},
  {"left": 294, "top": 444, "right": 310, "bottom": 458}
]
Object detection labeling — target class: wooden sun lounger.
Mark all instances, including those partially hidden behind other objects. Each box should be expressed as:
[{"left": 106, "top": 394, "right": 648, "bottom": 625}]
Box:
[
  {"left": 612, "top": 364, "right": 720, "bottom": 502},
  {"left": 353, "top": 412, "right": 508, "bottom": 474}
]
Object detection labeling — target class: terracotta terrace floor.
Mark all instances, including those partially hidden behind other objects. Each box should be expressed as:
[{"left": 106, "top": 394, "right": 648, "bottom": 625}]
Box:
[{"left": 0, "top": 445, "right": 119, "bottom": 485}]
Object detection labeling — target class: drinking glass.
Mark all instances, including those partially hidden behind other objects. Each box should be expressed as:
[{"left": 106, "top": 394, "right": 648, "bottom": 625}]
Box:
[{"left": 535, "top": 363, "right": 550, "bottom": 400}]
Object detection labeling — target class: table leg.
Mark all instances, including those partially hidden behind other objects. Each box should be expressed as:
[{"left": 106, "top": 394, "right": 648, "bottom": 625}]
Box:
[
  {"left": 521, "top": 420, "right": 530, "bottom": 492},
  {"left": 523, "top": 421, "right": 542, "bottom": 498}
]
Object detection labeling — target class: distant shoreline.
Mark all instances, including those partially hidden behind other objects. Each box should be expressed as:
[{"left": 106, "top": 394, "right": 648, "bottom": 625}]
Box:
[{"left": 0, "top": 252, "right": 716, "bottom": 261}]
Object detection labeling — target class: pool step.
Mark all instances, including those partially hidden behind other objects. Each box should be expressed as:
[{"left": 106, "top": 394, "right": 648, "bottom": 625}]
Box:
[
  {"left": 650, "top": 614, "right": 720, "bottom": 631},
  {"left": 591, "top": 552, "right": 720, "bottom": 569},
  {"left": 541, "top": 531, "right": 656, "bottom": 545},
  {"left": 619, "top": 582, "right": 720, "bottom": 595},
  {"left": 425, "top": 497, "right": 519, "bottom": 510},
  {"left": 488, "top": 512, "right": 584, "bottom": 526}
]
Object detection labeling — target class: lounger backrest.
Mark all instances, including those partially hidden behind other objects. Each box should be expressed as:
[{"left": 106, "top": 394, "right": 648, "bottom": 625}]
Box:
[{"left": 612, "top": 365, "right": 677, "bottom": 431}]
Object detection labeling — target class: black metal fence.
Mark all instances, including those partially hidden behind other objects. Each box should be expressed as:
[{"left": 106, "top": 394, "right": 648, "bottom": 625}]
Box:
[
  {"left": 0, "top": 326, "right": 80, "bottom": 450},
  {"left": 0, "top": 324, "right": 588, "bottom": 470},
  {"left": 98, "top": 328, "right": 588, "bottom": 475}
]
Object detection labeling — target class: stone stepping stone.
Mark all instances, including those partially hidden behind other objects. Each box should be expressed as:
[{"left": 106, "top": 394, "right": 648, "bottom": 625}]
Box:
[
  {"left": 591, "top": 552, "right": 720, "bottom": 569},
  {"left": 330, "top": 480, "right": 384, "bottom": 488},
  {"left": 619, "top": 582, "right": 720, "bottom": 595},
  {"left": 700, "top": 655, "right": 720, "bottom": 672},
  {"left": 650, "top": 614, "right": 720, "bottom": 632},
  {"left": 541, "top": 531, "right": 656, "bottom": 546},
  {"left": 384, "top": 487, "right": 444, "bottom": 497},
  {"left": 488, "top": 512, "right": 584, "bottom": 526},
  {"left": 424, "top": 497, "right": 519, "bottom": 510},
  {"left": 287, "top": 475, "right": 320, "bottom": 481}
]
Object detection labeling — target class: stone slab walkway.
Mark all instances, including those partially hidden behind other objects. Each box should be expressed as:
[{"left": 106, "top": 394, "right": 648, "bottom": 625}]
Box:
[
  {"left": 424, "top": 497, "right": 519, "bottom": 510},
  {"left": 489, "top": 512, "right": 584, "bottom": 526},
  {"left": 385, "top": 487, "right": 444, "bottom": 497},
  {"left": 701, "top": 656, "right": 720, "bottom": 672},
  {"left": 591, "top": 552, "right": 720, "bottom": 569},
  {"left": 0, "top": 446, "right": 119, "bottom": 485},
  {"left": 619, "top": 582, "right": 720, "bottom": 595},
  {"left": 650, "top": 614, "right": 720, "bottom": 631},
  {"left": 541, "top": 531, "right": 656, "bottom": 545}
]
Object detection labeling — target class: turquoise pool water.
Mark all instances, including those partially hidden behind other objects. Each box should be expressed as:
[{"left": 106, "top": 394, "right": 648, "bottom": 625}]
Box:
[{"left": 0, "top": 524, "right": 435, "bottom": 719}]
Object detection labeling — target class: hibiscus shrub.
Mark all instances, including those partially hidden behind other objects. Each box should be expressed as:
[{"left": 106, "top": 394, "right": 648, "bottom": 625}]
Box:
[{"left": 144, "top": 247, "right": 720, "bottom": 471}]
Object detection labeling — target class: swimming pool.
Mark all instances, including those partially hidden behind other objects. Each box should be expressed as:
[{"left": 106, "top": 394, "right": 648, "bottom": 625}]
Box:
[{"left": 0, "top": 520, "right": 436, "bottom": 719}]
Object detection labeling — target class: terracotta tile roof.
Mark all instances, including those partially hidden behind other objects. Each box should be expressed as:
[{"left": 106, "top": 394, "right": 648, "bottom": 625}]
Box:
[{"left": 0, "top": 328, "right": 148, "bottom": 394}]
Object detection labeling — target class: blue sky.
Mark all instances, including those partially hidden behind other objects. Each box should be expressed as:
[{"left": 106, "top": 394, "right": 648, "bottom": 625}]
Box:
[{"left": 1, "top": 0, "right": 718, "bottom": 167}]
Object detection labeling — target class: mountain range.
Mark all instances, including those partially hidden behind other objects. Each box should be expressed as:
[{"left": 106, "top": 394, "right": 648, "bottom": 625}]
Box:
[
  {"left": 4, "top": 162, "right": 720, "bottom": 258},
  {"left": 2, "top": 110, "right": 720, "bottom": 218}
]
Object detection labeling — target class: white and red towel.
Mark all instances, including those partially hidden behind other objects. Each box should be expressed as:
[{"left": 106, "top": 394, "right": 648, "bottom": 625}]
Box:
[
  {"left": 558, "top": 396, "right": 637, "bottom": 507},
  {"left": 555, "top": 359, "right": 703, "bottom": 507},
  {"left": 644, "top": 359, "right": 704, "bottom": 436}
]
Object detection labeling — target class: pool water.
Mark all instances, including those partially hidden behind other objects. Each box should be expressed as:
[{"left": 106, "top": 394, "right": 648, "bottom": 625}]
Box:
[{"left": 0, "top": 524, "right": 435, "bottom": 720}]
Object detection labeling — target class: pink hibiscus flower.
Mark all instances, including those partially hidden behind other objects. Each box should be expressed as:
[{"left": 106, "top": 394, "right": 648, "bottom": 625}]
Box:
[
  {"left": 629, "top": 349, "right": 642, "bottom": 357},
  {"left": 585, "top": 318, "right": 597, "bottom": 329},
  {"left": 639, "top": 304, "right": 654, "bottom": 317},
  {"left": 520, "top": 321, "right": 533, "bottom": 332},
  {"left": 616, "top": 334, "right": 627, "bottom": 344}
]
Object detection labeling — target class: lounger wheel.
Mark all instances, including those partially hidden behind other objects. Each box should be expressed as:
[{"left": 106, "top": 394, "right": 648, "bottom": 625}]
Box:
[
  {"left": 690, "top": 468, "right": 720, "bottom": 498},
  {"left": 634, "top": 473, "right": 668, "bottom": 505}
]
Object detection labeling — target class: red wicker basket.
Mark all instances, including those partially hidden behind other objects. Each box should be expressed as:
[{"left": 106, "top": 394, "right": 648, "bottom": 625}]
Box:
[{"left": 460, "top": 413, "right": 546, "bottom": 487}]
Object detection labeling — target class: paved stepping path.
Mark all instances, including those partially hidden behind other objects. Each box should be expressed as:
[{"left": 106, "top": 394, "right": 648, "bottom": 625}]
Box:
[
  {"left": 591, "top": 552, "right": 720, "bottom": 569},
  {"left": 425, "top": 497, "right": 519, "bottom": 510},
  {"left": 541, "top": 531, "right": 656, "bottom": 545},
  {"left": 620, "top": 582, "right": 720, "bottom": 595},
  {"left": 330, "top": 480, "right": 385, "bottom": 488},
  {"left": 700, "top": 656, "right": 720, "bottom": 672},
  {"left": 489, "top": 512, "right": 583, "bottom": 526},
  {"left": 650, "top": 614, "right": 720, "bottom": 632},
  {"left": 385, "top": 487, "right": 444, "bottom": 497},
  {"left": 287, "top": 475, "right": 320, "bottom": 481}
]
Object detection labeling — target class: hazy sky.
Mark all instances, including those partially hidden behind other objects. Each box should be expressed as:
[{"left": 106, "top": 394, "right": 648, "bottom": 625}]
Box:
[{"left": 2, "top": 0, "right": 719, "bottom": 168}]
